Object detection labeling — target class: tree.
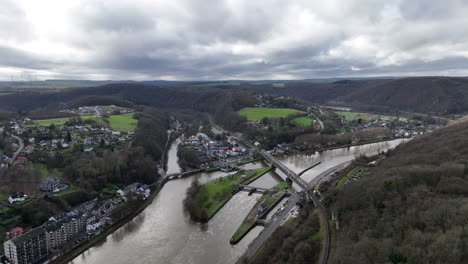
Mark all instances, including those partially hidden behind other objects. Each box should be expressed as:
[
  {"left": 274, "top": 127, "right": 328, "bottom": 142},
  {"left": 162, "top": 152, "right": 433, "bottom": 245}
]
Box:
[{"left": 66, "top": 131, "right": 72, "bottom": 142}]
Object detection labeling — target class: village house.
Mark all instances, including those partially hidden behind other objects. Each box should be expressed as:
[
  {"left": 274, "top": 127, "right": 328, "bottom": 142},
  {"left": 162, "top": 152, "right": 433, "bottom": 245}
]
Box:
[
  {"left": 16, "top": 157, "right": 27, "bottom": 164},
  {"left": 84, "top": 147, "right": 94, "bottom": 152},
  {"left": 6, "top": 227, "right": 25, "bottom": 240},
  {"left": 39, "top": 177, "right": 60, "bottom": 193},
  {"left": 24, "top": 145, "right": 34, "bottom": 155},
  {"left": 124, "top": 183, "right": 151, "bottom": 199},
  {"left": 84, "top": 137, "right": 93, "bottom": 145},
  {"left": 8, "top": 192, "right": 26, "bottom": 204}
]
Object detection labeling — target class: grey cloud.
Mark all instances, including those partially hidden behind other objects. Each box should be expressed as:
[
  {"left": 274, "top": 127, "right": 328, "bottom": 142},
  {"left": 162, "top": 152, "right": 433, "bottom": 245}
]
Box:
[
  {"left": 0, "top": 0, "right": 34, "bottom": 41},
  {"left": 2, "top": 0, "right": 468, "bottom": 80},
  {"left": 0, "top": 45, "right": 56, "bottom": 70}
]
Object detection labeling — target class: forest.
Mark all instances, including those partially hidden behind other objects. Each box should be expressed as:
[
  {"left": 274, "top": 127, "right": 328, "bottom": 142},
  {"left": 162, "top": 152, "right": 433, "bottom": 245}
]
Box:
[{"left": 327, "top": 121, "right": 468, "bottom": 263}]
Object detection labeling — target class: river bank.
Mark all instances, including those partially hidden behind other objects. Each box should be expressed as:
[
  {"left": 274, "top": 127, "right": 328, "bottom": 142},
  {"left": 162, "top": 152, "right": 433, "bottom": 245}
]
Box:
[
  {"left": 299, "top": 137, "right": 409, "bottom": 154},
  {"left": 53, "top": 134, "right": 180, "bottom": 264},
  {"left": 52, "top": 183, "right": 165, "bottom": 264},
  {"left": 186, "top": 167, "right": 273, "bottom": 223},
  {"left": 69, "top": 139, "right": 408, "bottom": 264}
]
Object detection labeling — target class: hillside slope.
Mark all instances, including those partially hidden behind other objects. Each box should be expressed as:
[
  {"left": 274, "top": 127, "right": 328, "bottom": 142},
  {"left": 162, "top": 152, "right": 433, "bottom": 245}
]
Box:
[
  {"left": 329, "top": 122, "right": 468, "bottom": 263},
  {"left": 337, "top": 77, "right": 468, "bottom": 114}
]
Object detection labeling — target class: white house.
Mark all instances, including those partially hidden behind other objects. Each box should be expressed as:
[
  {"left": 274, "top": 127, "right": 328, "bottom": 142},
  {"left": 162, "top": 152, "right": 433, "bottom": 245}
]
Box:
[{"left": 8, "top": 192, "right": 26, "bottom": 204}]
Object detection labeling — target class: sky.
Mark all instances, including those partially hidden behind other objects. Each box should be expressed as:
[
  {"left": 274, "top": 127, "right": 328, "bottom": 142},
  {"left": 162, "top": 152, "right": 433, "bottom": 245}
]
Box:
[{"left": 1, "top": 0, "right": 468, "bottom": 81}]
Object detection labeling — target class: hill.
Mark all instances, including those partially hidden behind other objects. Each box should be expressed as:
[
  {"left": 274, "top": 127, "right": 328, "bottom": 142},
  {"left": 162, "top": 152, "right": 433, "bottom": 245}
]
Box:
[
  {"left": 337, "top": 77, "right": 468, "bottom": 114},
  {"left": 221, "top": 77, "right": 468, "bottom": 115},
  {"left": 328, "top": 121, "right": 468, "bottom": 263},
  {"left": 0, "top": 83, "right": 255, "bottom": 132}
]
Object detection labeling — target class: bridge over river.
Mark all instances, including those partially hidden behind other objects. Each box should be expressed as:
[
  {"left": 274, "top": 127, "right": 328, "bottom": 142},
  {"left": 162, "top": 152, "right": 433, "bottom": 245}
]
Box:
[{"left": 249, "top": 145, "right": 331, "bottom": 264}]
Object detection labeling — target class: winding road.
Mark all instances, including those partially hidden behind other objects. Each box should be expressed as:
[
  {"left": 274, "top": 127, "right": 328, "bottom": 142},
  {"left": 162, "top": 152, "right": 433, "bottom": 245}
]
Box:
[{"left": 9, "top": 134, "right": 24, "bottom": 165}]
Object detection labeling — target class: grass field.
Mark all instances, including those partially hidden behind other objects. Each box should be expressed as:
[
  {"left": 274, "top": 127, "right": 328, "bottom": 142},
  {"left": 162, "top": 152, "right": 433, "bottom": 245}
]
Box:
[
  {"left": 273, "top": 181, "right": 290, "bottom": 190},
  {"left": 335, "top": 111, "right": 395, "bottom": 121},
  {"left": 108, "top": 113, "right": 138, "bottom": 132},
  {"left": 100, "top": 184, "right": 119, "bottom": 195},
  {"left": 291, "top": 116, "right": 314, "bottom": 126},
  {"left": 0, "top": 92, "right": 13, "bottom": 96},
  {"left": 239, "top": 107, "right": 305, "bottom": 121},
  {"left": 25, "top": 163, "right": 62, "bottom": 180},
  {"left": 52, "top": 184, "right": 80, "bottom": 196},
  {"left": 192, "top": 167, "right": 272, "bottom": 219},
  {"left": 25, "top": 113, "right": 138, "bottom": 132},
  {"left": 272, "top": 83, "right": 285, "bottom": 88},
  {"left": 26, "top": 116, "right": 102, "bottom": 128},
  {"left": 194, "top": 82, "right": 241, "bottom": 87}
]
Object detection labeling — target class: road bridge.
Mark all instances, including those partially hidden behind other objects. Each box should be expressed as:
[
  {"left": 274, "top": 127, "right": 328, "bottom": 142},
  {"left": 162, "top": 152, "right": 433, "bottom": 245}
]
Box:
[
  {"left": 235, "top": 137, "right": 331, "bottom": 264},
  {"left": 258, "top": 150, "right": 309, "bottom": 190},
  {"left": 165, "top": 169, "right": 203, "bottom": 180}
]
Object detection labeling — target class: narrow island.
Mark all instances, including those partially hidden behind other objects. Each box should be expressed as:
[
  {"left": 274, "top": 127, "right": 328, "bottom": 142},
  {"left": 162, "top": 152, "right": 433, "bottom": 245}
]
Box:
[{"left": 183, "top": 167, "right": 272, "bottom": 223}]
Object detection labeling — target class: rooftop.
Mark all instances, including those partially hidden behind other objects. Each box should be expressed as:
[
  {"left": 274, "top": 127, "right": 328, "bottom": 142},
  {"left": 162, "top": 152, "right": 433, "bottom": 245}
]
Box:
[{"left": 10, "top": 227, "right": 45, "bottom": 245}]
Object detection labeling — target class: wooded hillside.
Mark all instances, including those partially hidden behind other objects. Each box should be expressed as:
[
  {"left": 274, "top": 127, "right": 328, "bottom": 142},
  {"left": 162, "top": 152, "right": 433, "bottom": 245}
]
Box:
[{"left": 328, "top": 121, "right": 468, "bottom": 263}]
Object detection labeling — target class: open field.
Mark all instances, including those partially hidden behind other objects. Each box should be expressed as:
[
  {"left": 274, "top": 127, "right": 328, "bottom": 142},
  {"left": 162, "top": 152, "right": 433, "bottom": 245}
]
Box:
[
  {"left": 25, "top": 116, "right": 103, "bottom": 128},
  {"left": 25, "top": 163, "right": 62, "bottom": 180},
  {"left": 52, "top": 184, "right": 80, "bottom": 196},
  {"left": 0, "top": 92, "right": 13, "bottom": 96},
  {"left": 108, "top": 113, "right": 138, "bottom": 132},
  {"left": 272, "top": 83, "right": 285, "bottom": 88},
  {"left": 192, "top": 167, "right": 272, "bottom": 219},
  {"left": 239, "top": 107, "right": 305, "bottom": 121},
  {"left": 291, "top": 116, "right": 314, "bottom": 126},
  {"left": 335, "top": 111, "right": 395, "bottom": 121},
  {"left": 194, "top": 82, "right": 241, "bottom": 87},
  {"left": 273, "top": 181, "right": 290, "bottom": 190},
  {"left": 100, "top": 184, "right": 119, "bottom": 195},
  {"left": 24, "top": 113, "right": 138, "bottom": 132}
]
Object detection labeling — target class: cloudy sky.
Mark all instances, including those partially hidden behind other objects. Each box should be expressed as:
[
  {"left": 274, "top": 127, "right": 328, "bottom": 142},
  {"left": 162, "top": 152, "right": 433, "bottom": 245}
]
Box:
[{"left": 1, "top": 0, "right": 468, "bottom": 81}]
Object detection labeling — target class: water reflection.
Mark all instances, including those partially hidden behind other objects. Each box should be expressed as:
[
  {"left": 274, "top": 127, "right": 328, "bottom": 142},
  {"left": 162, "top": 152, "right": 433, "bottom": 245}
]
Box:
[
  {"left": 71, "top": 139, "right": 267, "bottom": 264},
  {"left": 71, "top": 138, "right": 408, "bottom": 264}
]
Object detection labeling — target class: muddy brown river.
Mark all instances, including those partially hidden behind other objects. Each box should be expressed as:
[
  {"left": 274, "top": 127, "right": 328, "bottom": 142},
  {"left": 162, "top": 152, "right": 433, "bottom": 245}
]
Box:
[{"left": 71, "top": 138, "right": 407, "bottom": 264}]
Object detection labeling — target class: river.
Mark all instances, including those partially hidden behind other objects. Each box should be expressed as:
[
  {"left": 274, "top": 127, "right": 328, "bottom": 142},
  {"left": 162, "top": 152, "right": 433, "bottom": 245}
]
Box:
[{"left": 70, "top": 138, "right": 407, "bottom": 264}]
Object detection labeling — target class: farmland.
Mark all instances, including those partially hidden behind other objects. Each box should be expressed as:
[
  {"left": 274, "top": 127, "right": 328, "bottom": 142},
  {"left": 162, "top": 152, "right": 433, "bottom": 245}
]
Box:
[
  {"left": 239, "top": 107, "right": 305, "bottom": 121},
  {"left": 26, "top": 116, "right": 102, "bottom": 127},
  {"left": 335, "top": 111, "right": 395, "bottom": 121},
  {"left": 108, "top": 113, "right": 138, "bottom": 132},
  {"left": 25, "top": 113, "right": 138, "bottom": 132},
  {"left": 291, "top": 116, "right": 314, "bottom": 126}
]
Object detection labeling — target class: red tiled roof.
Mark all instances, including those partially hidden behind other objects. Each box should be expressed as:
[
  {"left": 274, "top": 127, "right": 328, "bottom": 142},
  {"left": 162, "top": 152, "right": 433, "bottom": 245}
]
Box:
[{"left": 9, "top": 227, "right": 23, "bottom": 233}]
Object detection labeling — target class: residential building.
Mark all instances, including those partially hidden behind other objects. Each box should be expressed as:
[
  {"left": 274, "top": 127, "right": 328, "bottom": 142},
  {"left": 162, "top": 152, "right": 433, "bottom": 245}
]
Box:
[
  {"left": 6, "top": 227, "right": 24, "bottom": 240},
  {"left": 16, "top": 157, "right": 27, "bottom": 164},
  {"left": 4, "top": 227, "right": 48, "bottom": 264},
  {"left": 8, "top": 193, "right": 26, "bottom": 204},
  {"left": 42, "top": 212, "right": 86, "bottom": 252},
  {"left": 83, "top": 137, "right": 93, "bottom": 145},
  {"left": 38, "top": 177, "right": 60, "bottom": 193},
  {"left": 24, "top": 146, "right": 34, "bottom": 155}
]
